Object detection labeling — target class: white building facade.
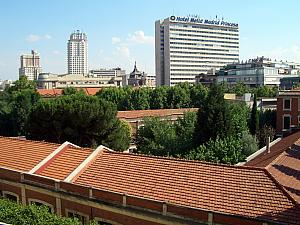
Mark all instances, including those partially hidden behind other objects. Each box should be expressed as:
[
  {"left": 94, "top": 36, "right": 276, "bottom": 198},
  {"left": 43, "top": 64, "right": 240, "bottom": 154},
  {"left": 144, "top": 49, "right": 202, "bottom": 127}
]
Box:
[
  {"left": 67, "top": 30, "right": 88, "bottom": 75},
  {"left": 19, "top": 50, "right": 42, "bottom": 80},
  {"left": 155, "top": 16, "right": 239, "bottom": 86},
  {"left": 217, "top": 57, "right": 300, "bottom": 87}
]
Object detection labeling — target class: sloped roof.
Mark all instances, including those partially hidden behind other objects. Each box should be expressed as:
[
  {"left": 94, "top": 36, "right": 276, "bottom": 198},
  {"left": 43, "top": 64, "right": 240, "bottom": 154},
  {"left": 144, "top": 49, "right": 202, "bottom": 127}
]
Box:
[
  {"left": 266, "top": 143, "right": 300, "bottom": 203},
  {"left": 37, "top": 88, "right": 101, "bottom": 97},
  {"left": 35, "top": 145, "right": 92, "bottom": 180},
  {"left": 245, "top": 131, "right": 300, "bottom": 167},
  {"left": 0, "top": 136, "right": 59, "bottom": 172},
  {"left": 0, "top": 136, "right": 299, "bottom": 224},
  {"left": 74, "top": 150, "right": 300, "bottom": 224},
  {"left": 117, "top": 108, "right": 198, "bottom": 120}
]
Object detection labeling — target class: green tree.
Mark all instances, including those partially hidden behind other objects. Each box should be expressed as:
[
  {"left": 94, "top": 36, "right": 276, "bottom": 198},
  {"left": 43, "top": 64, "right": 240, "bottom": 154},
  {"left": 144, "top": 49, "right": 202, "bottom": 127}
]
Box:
[
  {"left": 136, "top": 117, "right": 177, "bottom": 156},
  {"left": 96, "top": 87, "right": 132, "bottom": 110},
  {"left": 229, "top": 102, "right": 250, "bottom": 137},
  {"left": 0, "top": 198, "right": 83, "bottom": 225},
  {"left": 240, "top": 131, "right": 258, "bottom": 157},
  {"left": 26, "top": 94, "right": 130, "bottom": 150},
  {"left": 150, "top": 86, "right": 168, "bottom": 109},
  {"left": 10, "top": 89, "right": 41, "bottom": 136},
  {"left": 102, "top": 119, "right": 132, "bottom": 151},
  {"left": 249, "top": 94, "right": 259, "bottom": 135},
  {"left": 233, "top": 82, "right": 250, "bottom": 96},
  {"left": 190, "top": 84, "right": 208, "bottom": 108},
  {"left": 166, "top": 84, "right": 191, "bottom": 108},
  {"left": 174, "top": 112, "right": 197, "bottom": 156},
  {"left": 62, "top": 87, "right": 85, "bottom": 95},
  {"left": 7, "top": 75, "right": 36, "bottom": 93},
  {"left": 194, "top": 83, "right": 233, "bottom": 146},
  {"left": 186, "top": 136, "right": 245, "bottom": 165},
  {"left": 259, "top": 109, "right": 276, "bottom": 129},
  {"left": 128, "top": 88, "right": 151, "bottom": 110},
  {"left": 257, "top": 125, "right": 276, "bottom": 148}
]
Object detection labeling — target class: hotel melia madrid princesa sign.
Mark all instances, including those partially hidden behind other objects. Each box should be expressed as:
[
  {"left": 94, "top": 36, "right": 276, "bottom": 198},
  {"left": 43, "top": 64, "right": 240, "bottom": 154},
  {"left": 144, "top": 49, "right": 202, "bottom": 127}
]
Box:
[{"left": 170, "top": 16, "right": 239, "bottom": 27}]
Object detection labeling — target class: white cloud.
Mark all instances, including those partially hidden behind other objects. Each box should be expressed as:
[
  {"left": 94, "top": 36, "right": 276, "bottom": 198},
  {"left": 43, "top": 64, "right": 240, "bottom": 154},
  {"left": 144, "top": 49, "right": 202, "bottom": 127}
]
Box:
[
  {"left": 44, "top": 34, "right": 52, "bottom": 39},
  {"left": 26, "top": 34, "right": 41, "bottom": 42},
  {"left": 115, "top": 46, "right": 130, "bottom": 58},
  {"left": 127, "top": 30, "right": 154, "bottom": 45},
  {"left": 112, "top": 37, "right": 121, "bottom": 44},
  {"left": 254, "top": 45, "right": 300, "bottom": 62},
  {"left": 26, "top": 34, "right": 52, "bottom": 42}
]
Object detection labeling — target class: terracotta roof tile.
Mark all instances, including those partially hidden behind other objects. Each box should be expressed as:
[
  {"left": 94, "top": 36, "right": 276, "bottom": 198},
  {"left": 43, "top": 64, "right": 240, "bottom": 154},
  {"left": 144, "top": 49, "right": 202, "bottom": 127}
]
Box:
[
  {"left": 266, "top": 145, "right": 300, "bottom": 204},
  {"left": 35, "top": 145, "right": 92, "bottom": 180},
  {"left": 0, "top": 136, "right": 59, "bottom": 172},
  {"left": 37, "top": 88, "right": 101, "bottom": 98},
  {"left": 117, "top": 108, "right": 198, "bottom": 120},
  {"left": 74, "top": 151, "right": 300, "bottom": 224},
  {"left": 245, "top": 131, "right": 300, "bottom": 167}
]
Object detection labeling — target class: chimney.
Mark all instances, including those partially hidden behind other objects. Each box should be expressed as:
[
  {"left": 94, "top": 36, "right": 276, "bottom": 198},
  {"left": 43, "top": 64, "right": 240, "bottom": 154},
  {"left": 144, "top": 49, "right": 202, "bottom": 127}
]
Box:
[{"left": 266, "top": 136, "right": 271, "bottom": 153}]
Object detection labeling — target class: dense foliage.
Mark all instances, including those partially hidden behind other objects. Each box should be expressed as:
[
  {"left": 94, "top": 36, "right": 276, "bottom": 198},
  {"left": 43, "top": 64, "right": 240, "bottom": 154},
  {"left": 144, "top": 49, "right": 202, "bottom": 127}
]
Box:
[
  {"left": 0, "top": 76, "right": 40, "bottom": 136},
  {"left": 95, "top": 82, "right": 277, "bottom": 111},
  {"left": 96, "top": 83, "right": 208, "bottom": 110},
  {"left": 26, "top": 94, "right": 130, "bottom": 150},
  {"left": 0, "top": 198, "right": 99, "bottom": 225},
  {"left": 136, "top": 112, "right": 197, "bottom": 157},
  {"left": 136, "top": 83, "right": 259, "bottom": 164}
]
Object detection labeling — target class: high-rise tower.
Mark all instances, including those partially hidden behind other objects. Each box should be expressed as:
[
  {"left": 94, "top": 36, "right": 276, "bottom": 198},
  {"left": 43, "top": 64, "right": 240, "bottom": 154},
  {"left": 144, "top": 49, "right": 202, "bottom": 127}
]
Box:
[
  {"left": 67, "top": 30, "right": 88, "bottom": 74},
  {"left": 19, "top": 50, "right": 42, "bottom": 80},
  {"left": 155, "top": 16, "right": 239, "bottom": 86}
]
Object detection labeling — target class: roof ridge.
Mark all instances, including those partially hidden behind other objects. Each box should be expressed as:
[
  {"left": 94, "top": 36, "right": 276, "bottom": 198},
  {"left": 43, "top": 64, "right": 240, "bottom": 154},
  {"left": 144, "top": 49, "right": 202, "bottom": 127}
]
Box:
[
  {"left": 103, "top": 150, "right": 267, "bottom": 172},
  {"left": 263, "top": 168, "right": 299, "bottom": 206},
  {"left": 0, "top": 136, "right": 60, "bottom": 147},
  {"left": 64, "top": 145, "right": 106, "bottom": 183}
]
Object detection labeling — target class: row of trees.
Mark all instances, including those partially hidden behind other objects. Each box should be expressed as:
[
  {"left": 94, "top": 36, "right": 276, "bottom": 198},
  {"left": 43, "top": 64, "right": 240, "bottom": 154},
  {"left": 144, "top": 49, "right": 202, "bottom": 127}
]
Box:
[
  {"left": 0, "top": 198, "right": 98, "bottom": 225},
  {"left": 0, "top": 77, "right": 131, "bottom": 151},
  {"left": 96, "top": 82, "right": 278, "bottom": 111}
]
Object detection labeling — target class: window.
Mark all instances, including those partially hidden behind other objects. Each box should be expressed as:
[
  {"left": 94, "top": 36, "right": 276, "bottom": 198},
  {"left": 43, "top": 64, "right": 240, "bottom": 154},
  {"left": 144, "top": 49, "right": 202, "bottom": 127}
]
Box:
[
  {"left": 283, "top": 115, "right": 291, "bottom": 130},
  {"left": 2, "top": 191, "right": 19, "bottom": 203},
  {"left": 67, "top": 210, "right": 88, "bottom": 225},
  {"left": 283, "top": 98, "right": 291, "bottom": 110},
  {"left": 28, "top": 199, "right": 54, "bottom": 213}
]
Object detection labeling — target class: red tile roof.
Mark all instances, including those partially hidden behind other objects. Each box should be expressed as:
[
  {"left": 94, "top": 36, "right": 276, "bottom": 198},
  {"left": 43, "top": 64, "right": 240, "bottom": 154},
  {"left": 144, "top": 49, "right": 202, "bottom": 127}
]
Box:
[
  {"left": 245, "top": 131, "right": 300, "bottom": 167},
  {"left": 0, "top": 136, "right": 299, "bottom": 224},
  {"left": 37, "top": 89, "right": 63, "bottom": 97},
  {"left": 266, "top": 143, "right": 300, "bottom": 203},
  {"left": 37, "top": 88, "right": 102, "bottom": 97},
  {"left": 35, "top": 145, "right": 92, "bottom": 180},
  {"left": 117, "top": 108, "right": 198, "bottom": 120},
  {"left": 0, "top": 136, "right": 59, "bottom": 172},
  {"left": 74, "top": 150, "right": 300, "bottom": 224}
]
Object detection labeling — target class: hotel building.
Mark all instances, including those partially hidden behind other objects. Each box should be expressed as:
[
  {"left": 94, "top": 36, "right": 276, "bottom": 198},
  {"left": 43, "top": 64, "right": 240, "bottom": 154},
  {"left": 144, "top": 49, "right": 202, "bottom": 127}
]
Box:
[
  {"left": 68, "top": 30, "right": 88, "bottom": 75},
  {"left": 155, "top": 15, "right": 239, "bottom": 86}
]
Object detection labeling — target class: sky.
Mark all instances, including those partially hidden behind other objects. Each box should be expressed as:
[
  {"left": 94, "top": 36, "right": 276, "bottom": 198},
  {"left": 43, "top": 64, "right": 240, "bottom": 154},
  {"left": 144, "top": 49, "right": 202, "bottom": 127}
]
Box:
[{"left": 0, "top": 0, "right": 300, "bottom": 80}]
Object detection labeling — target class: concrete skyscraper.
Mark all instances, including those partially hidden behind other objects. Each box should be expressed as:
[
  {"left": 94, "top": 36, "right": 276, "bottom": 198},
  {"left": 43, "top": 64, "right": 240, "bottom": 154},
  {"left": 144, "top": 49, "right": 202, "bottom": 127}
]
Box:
[
  {"left": 155, "top": 15, "right": 239, "bottom": 86},
  {"left": 67, "top": 30, "right": 88, "bottom": 74},
  {"left": 19, "top": 50, "right": 42, "bottom": 80}
]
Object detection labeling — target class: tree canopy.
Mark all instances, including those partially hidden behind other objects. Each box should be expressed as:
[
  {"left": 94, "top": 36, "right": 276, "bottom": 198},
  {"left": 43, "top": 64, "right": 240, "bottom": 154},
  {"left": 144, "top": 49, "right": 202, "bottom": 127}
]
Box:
[{"left": 26, "top": 93, "right": 130, "bottom": 150}]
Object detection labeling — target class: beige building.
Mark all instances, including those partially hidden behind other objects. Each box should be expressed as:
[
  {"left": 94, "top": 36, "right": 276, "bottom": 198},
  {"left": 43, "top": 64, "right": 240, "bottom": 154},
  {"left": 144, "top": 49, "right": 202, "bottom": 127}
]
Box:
[
  {"left": 155, "top": 15, "right": 239, "bottom": 86},
  {"left": 19, "top": 50, "right": 42, "bottom": 80},
  {"left": 37, "top": 72, "right": 124, "bottom": 89}
]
